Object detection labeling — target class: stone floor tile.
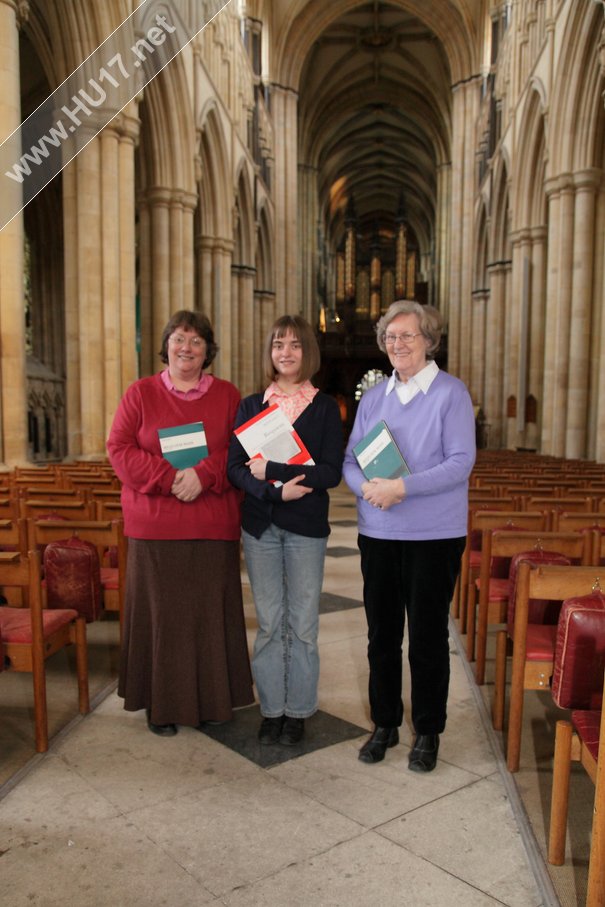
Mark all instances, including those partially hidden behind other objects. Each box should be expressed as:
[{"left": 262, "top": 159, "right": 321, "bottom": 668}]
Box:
[
  {"left": 126, "top": 772, "right": 364, "bottom": 897},
  {"left": 222, "top": 829, "right": 509, "bottom": 907},
  {"left": 380, "top": 775, "right": 543, "bottom": 907}
]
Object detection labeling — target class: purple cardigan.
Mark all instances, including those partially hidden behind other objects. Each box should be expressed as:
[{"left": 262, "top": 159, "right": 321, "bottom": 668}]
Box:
[{"left": 343, "top": 370, "right": 476, "bottom": 541}]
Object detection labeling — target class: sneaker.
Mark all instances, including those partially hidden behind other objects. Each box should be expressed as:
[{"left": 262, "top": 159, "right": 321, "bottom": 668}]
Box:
[
  {"left": 279, "top": 717, "right": 305, "bottom": 746},
  {"left": 258, "top": 716, "right": 284, "bottom": 745}
]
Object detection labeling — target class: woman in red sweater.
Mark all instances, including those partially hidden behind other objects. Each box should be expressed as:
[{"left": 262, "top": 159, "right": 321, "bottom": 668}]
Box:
[{"left": 107, "top": 310, "right": 253, "bottom": 736}]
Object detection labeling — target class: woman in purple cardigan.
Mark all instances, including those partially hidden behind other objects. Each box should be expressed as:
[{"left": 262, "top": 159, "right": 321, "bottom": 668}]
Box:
[{"left": 343, "top": 300, "right": 476, "bottom": 772}]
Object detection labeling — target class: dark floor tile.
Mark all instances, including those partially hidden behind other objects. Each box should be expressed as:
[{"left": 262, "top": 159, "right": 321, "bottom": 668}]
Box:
[
  {"left": 319, "top": 591, "right": 362, "bottom": 613},
  {"left": 330, "top": 519, "right": 358, "bottom": 527},
  {"left": 326, "top": 546, "right": 359, "bottom": 558},
  {"left": 197, "top": 704, "right": 367, "bottom": 768}
]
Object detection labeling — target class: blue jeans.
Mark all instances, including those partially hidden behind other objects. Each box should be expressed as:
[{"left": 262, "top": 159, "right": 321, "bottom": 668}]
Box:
[{"left": 242, "top": 526, "right": 328, "bottom": 719}]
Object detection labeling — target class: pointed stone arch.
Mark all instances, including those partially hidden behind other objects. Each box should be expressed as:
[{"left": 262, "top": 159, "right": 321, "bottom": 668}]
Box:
[
  {"left": 274, "top": 0, "right": 476, "bottom": 89},
  {"left": 538, "top": 1, "right": 605, "bottom": 458},
  {"left": 136, "top": 54, "right": 197, "bottom": 375},
  {"left": 254, "top": 200, "right": 276, "bottom": 388},
  {"left": 232, "top": 160, "right": 257, "bottom": 393}
]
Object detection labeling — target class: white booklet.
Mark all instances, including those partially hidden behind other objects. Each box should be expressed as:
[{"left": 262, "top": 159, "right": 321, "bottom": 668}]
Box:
[{"left": 234, "top": 404, "right": 314, "bottom": 465}]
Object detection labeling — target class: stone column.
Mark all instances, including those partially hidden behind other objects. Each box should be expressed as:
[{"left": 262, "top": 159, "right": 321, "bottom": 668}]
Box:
[
  {"left": 0, "top": 0, "right": 29, "bottom": 464},
  {"left": 470, "top": 290, "right": 487, "bottom": 405},
  {"left": 542, "top": 175, "right": 574, "bottom": 456},
  {"left": 271, "top": 84, "right": 298, "bottom": 312},
  {"left": 256, "top": 289, "right": 276, "bottom": 386},
  {"left": 298, "top": 163, "right": 318, "bottom": 324},
  {"left": 436, "top": 161, "right": 451, "bottom": 314},
  {"left": 566, "top": 169, "right": 599, "bottom": 457},
  {"left": 508, "top": 229, "right": 532, "bottom": 448},
  {"left": 63, "top": 136, "right": 104, "bottom": 457},
  {"left": 100, "top": 125, "right": 122, "bottom": 440},
  {"left": 197, "top": 235, "right": 214, "bottom": 320},
  {"left": 448, "top": 77, "right": 480, "bottom": 384},
  {"left": 118, "top": 106, "right": 139, "bottom": 393},
  {"left": 485, "top": 262, "right": 508, "bottom": 447},
  {"left": 595, "top": 188, "right": 605, "bottom": 461},
  {"left": 99, "top": 107, "right": 139, "bottom": 437},
  {"left": 149, "top": 187, "right": 171, "bottom": 362},
  {"left": 236, "top": 264, "right": 255, "bottom": 395},
  {"left": 212, "top": 238, "right": 234, "bottom": 380},
  {"left": 137, "top": 197, "right": 152, "bottom": 375},
  {"left": 527, "top": 226, "right": 547, "bottom": 452}
]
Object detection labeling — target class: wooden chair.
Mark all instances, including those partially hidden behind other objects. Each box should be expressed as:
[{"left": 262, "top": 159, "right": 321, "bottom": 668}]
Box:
[
  {"left": 547, "top": 589, "right": 605, "bottom": 905},
  {"left": 463, "top": 510, "right": 549, "bottom": 670},
  {"left": 453, "top": 500, "right": 516, "bottom": 623},
  {"left": 523, "top": 496, "right": 595, "bottom": 519},
  {"left": 494, "top": 561, "right": 601, "bottom": 772},
  {"left": 16, "top": 486, "right": 84, "bottom": 502},
  {"left": 0, "top": 518, "right": 30, "bottom": 604},
  {"left": 0, "top": 550, "right": 89, "bottom": 752},
  {"left": 0, "top": 496, "right": 19, "bottom": 520},
  {"left": 20, "top": 498, "right": 96, "bottom": 521},
  {"left": 95, "top": 500, "right": 123, "bottom": 521},
  {"left": 66, "top": 475, "right": 117, "bottom": 491},
  {"left": 27, "top": 518, "right": 127, "bottom": 634},
  {"left": 472, "top": 528, "right": 591, "bottom": 684}
]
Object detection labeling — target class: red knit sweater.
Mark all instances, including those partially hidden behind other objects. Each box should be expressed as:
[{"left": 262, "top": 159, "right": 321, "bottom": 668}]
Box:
[{"left": 107, "top": 373, "right": 242, "bottom": 540}]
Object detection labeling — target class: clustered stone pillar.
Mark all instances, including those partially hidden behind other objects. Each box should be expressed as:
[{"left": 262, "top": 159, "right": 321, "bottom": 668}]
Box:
[
  {"left": 63, "top": 109, "right": 139, "bottom": 458},
  {"left": 271, "top": 84, "right": 298, "bottom": 315},
  {"left": 448, "top": 76, "right": 480, "bottom": 387},
  {"left": 138, "top": 185, "right": 197, "bottom": 380},
  {"left": 0, "top": 0, "right": 29, "bottom": 465}
]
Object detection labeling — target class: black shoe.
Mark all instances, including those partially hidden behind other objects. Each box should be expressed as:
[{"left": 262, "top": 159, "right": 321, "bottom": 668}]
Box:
[
  {"left": 358, "top": 726, "right": 399, "bottom": 763},
  {"left": 408, "top": 733, "right": 439, "bottom": 772},
  {"left": 258, "top": 716, "right": 284, "bottom": 745},
  {"left": 280, "top": 717, "right": 305, "bottom": 746},
  {"left": 146, "top": 710, "right": 177, "bottom": 737}
]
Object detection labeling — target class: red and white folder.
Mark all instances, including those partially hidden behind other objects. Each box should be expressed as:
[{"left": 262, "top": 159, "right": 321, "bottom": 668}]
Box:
[{"left": 234, "top": 404, "right": 315, "bottom": 466}]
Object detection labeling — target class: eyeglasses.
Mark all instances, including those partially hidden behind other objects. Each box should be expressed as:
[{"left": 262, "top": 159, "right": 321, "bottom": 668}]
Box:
[
  {"left": 169, "top": 333, "right": 205, "bottom": 348},
  {"left": 382, "top": 331, "right": 422, "bottom": 345}
]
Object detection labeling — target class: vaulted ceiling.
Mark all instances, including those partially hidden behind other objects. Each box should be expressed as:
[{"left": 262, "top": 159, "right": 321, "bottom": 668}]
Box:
[{"left": 296, "top": 1, "right": 455, "bottom": 263}]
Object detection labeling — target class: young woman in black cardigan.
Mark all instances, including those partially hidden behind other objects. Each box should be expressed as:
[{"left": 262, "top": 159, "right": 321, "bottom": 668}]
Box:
[{"left": 227, "top": 315, "right": 343, "bottom": 745}]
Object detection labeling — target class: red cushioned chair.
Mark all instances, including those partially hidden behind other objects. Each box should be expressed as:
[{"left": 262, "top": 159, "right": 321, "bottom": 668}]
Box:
[
  {"left": 26, "top": 519, "right": 127, "bottom": 637},
  {"left": 43, "top": 536, "right": 102, "bottom": 623},
  {"left": 0, "top": 550, "right": 89, "bottom": 752},
  {"left": 548, "top": 589, "right": 605, "bottom": 905},
  {"left": 469, "top": 526, "right": 577, "bottom": 685},
  {"left": 494, "top": 560, "right": 601, "bottom": 772},
  {"left": 463, "top": 511, "right": 549, "bottom": 673}
]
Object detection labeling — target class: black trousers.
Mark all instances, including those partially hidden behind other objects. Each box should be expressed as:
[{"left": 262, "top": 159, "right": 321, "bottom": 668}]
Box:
[{"left": 358, "top": 533, "right": 466, "bottom": 734}]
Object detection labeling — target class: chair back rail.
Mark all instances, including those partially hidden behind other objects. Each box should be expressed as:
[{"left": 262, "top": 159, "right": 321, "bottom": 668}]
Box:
[
  {"left": 472, "top": 528, "right": 591, "bottom": 684},
  {"left": 0, "top": 549, "right": 89, "bottom": 751},
  {"left": 501, "top": 562, "right": 603, "bottom": 772}
]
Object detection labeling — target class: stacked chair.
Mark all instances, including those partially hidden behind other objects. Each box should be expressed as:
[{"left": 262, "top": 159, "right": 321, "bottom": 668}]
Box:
[
  {"left": 0, "top": 461, "right": 124, "bottom": 751},
  {"left": 548, "top": 588, "right": 605, "bottom": 906}
]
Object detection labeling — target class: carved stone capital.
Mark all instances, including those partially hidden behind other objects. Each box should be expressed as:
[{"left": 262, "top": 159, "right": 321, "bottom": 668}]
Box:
[{"left": 0, "top": 0, "right": 28, "bottom": 25}]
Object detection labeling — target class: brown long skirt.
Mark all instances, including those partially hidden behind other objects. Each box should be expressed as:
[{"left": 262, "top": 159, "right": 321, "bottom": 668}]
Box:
[{"left": 118, "top": 538, "right": 254, "bottom": 727}]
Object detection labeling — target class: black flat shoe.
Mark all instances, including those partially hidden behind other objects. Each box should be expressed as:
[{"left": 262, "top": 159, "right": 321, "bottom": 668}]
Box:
[
  {"left": 358, "top": 726, "right": 399, "bottom": 763},
  {"left": 146, "top": 710, "right": 177, "bottom": 737},
  {"left": 258, "top": 716, "right": 284, "bottom": 745},
  {"left": 280, "top": 717, "right": 305, "bottom": 746},
  {"left": 408, "top": 733, "right": 439, "bottom": 772}
]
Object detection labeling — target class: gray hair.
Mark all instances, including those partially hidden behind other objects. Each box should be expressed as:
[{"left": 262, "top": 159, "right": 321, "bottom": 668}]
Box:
[{"left": 375, "top": 300, "right": 442, "bottom": 358}]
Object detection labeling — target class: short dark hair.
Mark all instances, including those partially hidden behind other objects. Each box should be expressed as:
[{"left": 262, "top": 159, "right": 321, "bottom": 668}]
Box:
[
  {"left": 159, "top": 310, "right": 218, "bottom": 369},
  {"left": 375, "top": 300, "right": 442, "bottom": 358},
  {"left": 262, "top": 315, "right": 320, "bottom": 385}
]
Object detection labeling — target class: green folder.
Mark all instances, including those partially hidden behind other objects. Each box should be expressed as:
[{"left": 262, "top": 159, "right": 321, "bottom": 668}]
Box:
[
  {"left": 157, "top": 422, "right": 208, "bottom": 468},
  {"left": 353, "top": 420, "right": 410, "bottom": 480}
]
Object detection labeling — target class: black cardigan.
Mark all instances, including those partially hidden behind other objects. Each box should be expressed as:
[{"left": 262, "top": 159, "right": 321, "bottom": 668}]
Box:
[{"left": 227, "top": 392, "right": 343, "bottom": 539}]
